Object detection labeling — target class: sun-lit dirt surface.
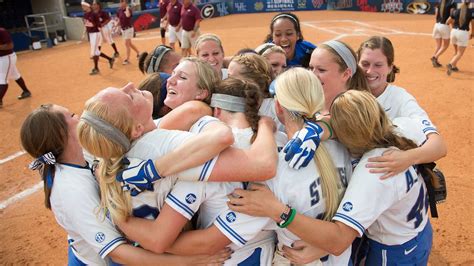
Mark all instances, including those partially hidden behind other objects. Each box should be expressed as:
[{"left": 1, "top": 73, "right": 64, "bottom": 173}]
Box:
[{"left": 0, "top": 11, "right": 472, "bottom": 264}]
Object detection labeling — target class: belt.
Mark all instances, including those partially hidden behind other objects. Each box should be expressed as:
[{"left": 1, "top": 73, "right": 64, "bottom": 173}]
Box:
[
  {"left": 454, "top": 28, "right": 469, "bottom": 31},
  {"left": 122, "top": 26, "right": 132, "bottom": 30}
]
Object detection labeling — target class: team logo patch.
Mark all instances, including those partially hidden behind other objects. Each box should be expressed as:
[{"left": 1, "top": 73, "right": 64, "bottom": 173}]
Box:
[
  {"left": 201, "top": 4, "right": 215, "bottom": 19},
  {"left": 185, "top": 193, "right": 197, "bottom": 204},
  {"left": 342, "top": 202, "right": 353, "bottom": 212},
  {"left": 95, "top": 232, "right": 106, "bottom": 243},
  {"left": 254, "top": 2, "right": 264, "bottom": 11},
  {"left": 422, "top": 119, "right": 431, "bottom": 126},
  {"left": 226, "top": 212, "right": 237, "bottom": 223}
]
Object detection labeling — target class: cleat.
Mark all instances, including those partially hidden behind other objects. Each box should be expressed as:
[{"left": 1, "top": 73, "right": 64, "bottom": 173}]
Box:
[
  {"left": 109, "top": 58, "right": 115, "bottom": 69},
  {"left": 113, "top": 52, "right": 120, "bottom": 58},
  {"left": 446, "top": 64, "right": 453, "bottom": 76},
  {"left": 17, "top": 91, "right": 32, "bottom": 100},
  {"left": 430, "top": 57, "right": 442, "bottom": 68},
  {"left": 89, "top": 68, "right": 99, "bottom": 75},
  {"left": 122, "top": 59, "right": 130, "bottom": 65}
]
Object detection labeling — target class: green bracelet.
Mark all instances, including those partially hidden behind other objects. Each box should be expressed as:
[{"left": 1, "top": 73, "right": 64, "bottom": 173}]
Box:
[
  {"left": 316, "top": 119, "right": 333, "bottom": 139},
  {"left": 279, "top": 208, "right": 296, "bottom": 228}
]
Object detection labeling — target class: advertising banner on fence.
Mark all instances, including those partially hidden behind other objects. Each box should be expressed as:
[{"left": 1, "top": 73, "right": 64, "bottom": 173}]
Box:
[{"left": 230, "top": 0, "right": 327, "bottom": 13}]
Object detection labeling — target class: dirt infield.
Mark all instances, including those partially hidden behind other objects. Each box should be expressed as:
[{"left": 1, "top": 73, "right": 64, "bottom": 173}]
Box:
[{"left": 0, "top": 10, "right": 472, "bottom": 264}]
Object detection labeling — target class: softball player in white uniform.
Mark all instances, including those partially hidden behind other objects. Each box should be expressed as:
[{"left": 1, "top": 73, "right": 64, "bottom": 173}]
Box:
[
  {"left": 376, "top": 84, "right": 438, "bottom": 137},
  {"left": 166, "top": 116, "right": 281, "bottom": 265},
  {"left": 215, "top": 139, "right": 353, "bottom": 266},
  {"left": 51, "top": 161, "right": 126, "bottom": 265},
  {"left": 122, "top": 119, "right": 219, "bottom": 221},
  {"left": 333, "top": 150, "right": 431, "bottom": 265}
]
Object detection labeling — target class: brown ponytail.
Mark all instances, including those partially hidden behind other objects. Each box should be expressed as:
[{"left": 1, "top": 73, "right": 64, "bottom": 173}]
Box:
[
  {"left": 214, "top": 77, "right": 263, "bottom": 143},
  {"left": 20, "top": 104, "right": 68, "bottom": 209}
]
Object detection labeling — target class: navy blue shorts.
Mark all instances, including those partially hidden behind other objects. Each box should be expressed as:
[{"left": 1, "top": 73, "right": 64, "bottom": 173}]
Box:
[{"left": 366, "top": 222, "right": 432, "bottom": 266}]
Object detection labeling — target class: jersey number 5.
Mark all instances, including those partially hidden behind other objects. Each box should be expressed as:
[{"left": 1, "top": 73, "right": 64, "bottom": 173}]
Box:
[{"left": 309, "top": 177, "right": 321, "bottom": 206}]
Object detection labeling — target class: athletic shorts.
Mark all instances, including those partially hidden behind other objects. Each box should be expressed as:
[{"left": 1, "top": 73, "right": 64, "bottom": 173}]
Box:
[
  {"left": 121, "top": 27, "right": 134, "bottom": 40},
  {"left": 0, "top": 53, "right": 21, "bottom": 85},
  {"left": 99, "top": 23, "right": 114, "bottom": 45},
  {"left": 366, "top": 222, "right": 432, "bottom": 266},
  {"left": 450, "top": 28, "right": 470, "bottom": 47},
  {"left": 88, "top": 32, "right": 101, "bottom": 57},
  {"left": 181, "top": 29, "right": 199, "bottom": 49},
  {"left": 432, "top": 23, "right": 451, "bottom": 39},
  {"left": 167, "top": 25, "right": 182, "bottom": 43}
]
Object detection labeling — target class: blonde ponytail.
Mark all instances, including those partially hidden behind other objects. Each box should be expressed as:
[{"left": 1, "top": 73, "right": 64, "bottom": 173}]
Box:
[
  {"left": 276, "top": 68, "right": 343, "bottom": 220},
  {"left": 78, "top": 97, "right": 135, "bottom": 222},
  {"left": 96, "top": 157, "right": 133, "bottom": 222},
  {"left": 314, "top": 145, "right": 343, "bottom": 221}
]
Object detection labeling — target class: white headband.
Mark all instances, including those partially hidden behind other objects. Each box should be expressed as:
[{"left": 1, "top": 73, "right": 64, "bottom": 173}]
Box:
[
  {"left": 323, "top": 40, "right": 357, "bottom": 77},
  {"left": 81, "top": 1, "right": 91, "bottom": 7},
  {"left": 210, "top": 94, "right": 246, "bottom": 113}
]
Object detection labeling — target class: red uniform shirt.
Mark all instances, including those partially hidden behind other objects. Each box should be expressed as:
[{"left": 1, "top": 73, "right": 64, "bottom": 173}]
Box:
[
  {"left": 97, "top": 10, "right": 111, "bottom": 27},
  {"left": 159, "top": 0, "right": 170, "bottom": 19},
  {"left": 117, "top": 6, "right": 133, "bottom": 29},
  {"left": 0, "top": 28, "right": 13, "bottom": 56},
  {"left": 167, "top": 1, "right": 182, "bottom": 27},
  {"left": 181, "top": 3, "right": 201, "bottom": 31},
  {"left": 83, "top": 11, "right": 100, "bottom": 33}
]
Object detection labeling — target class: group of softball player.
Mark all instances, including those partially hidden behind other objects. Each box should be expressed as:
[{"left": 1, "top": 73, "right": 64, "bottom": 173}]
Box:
[{"left": 20, "top": 7, "right": 452, "bottom": 266}]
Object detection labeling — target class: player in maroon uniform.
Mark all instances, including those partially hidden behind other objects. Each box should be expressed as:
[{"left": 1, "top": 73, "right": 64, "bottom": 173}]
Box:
[
  {"left": 180, "top": 0, "right": 201, "bottom": 57},
  {"left": 82, "top": 1, "right": 114, "bottom": 75},
  {"left": 0, "top": 28, "right": 32, "bottom": 108},
  {"left": 159, "top": 0, "right": 170, "bottom": 45},
  {"left": 117, "top": 0, "right": 140, "bottom": 65},
  {"left": 165, "top": 0, "right": 182, "bottom": 50},
  {"left": 92, "top": 0, "right": 120, "bottom": 58}
]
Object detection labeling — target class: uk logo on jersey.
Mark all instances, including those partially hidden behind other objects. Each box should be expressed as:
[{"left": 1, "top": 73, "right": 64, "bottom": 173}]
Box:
[
  {"left": 342, "top": 202, "right": 353, "bottom": 212},
  {"left": 422, "top": 120, "right": 431, "bottom": 126},
  {"left": 95, "top": 232, "right": 106, "bottom": 243},
  {"left": 226, "top": 212, "right": 237, "bottom": 223},
  {"left": 185, "top": 193, "right": 197, "bottom": 204}
]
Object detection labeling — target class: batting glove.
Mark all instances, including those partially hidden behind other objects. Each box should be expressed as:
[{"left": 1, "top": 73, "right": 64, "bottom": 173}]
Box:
[
  {"left": 283, "top": 120, "right": 324, "bottom": 170},
  {"left": 116, "top": 158, "right": 162, "bottom": 197}
]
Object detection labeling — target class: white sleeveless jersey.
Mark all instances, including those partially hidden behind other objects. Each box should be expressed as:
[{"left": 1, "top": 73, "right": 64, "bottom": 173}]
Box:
[
  {"left": 50, "top": 163, "right": 126, "bottom": 265},
  {"left": 214, "top": 139, "right": 353, "bottom": 265},
  {"left": 166, "top": 126, "right": 279, "bottom": 265},
  {"left": 333, "top": 148, "right": 429, "bottom": 245},
  {"left": 377, "top": 84, "right": 437, "bottom": 136},
  {"left": 125, "top": 116, "right": 219, "bottom": 220}
]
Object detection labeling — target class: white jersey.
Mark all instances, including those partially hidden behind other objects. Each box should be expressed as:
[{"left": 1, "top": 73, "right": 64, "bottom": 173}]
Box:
[
  {"left": 333, "top": 148, "right": 429, "bottom": 245},
  {"left": 215, "top": 139, "right": 353, "bottom": 265},
  {"left": 50, "top": 163, "right": 125, "bottom": 265},
  {"left": 166, "top": 126, "right": 278, "bottom": 265},
  {"left": 377, "top": 84, "right": 437, "bottom": 136},
  {"left": 268, "top": 140, "right": 353, "bottom": 265},
  {"left": 392, "top": 117, "right": 428, "bottom": 146},
  {"left": 259, "top": 98, "right": 286, "bottom": 132},
  {"left": 125, "top": 117, "right": 219, "bottom": 219}
]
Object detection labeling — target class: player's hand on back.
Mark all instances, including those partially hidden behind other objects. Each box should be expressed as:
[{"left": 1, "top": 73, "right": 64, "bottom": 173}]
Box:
[{"left": 189, "top": 247, "right": 232, "bottom": 265}]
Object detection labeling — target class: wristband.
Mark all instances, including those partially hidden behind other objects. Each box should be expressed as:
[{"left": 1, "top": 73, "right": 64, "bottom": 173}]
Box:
[
  {"left": 316, "top": 119, "right": 333, "bottom": 139},
  {"left": 277, "top": 206, "right": 296, "bottom": 228}
]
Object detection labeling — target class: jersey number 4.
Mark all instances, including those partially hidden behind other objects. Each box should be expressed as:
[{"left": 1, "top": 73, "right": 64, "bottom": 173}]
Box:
[{"left": 407, "top": 185, "right": 429, "bottom": 229}]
